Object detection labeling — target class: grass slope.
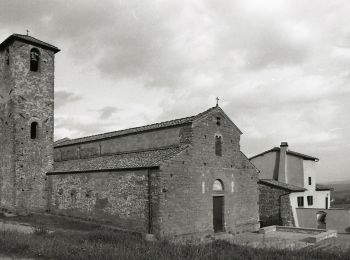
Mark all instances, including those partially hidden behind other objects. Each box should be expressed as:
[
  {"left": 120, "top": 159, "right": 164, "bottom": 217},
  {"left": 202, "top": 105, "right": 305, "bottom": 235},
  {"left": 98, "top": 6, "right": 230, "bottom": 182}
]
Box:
[{"left": 1, "top": 228, "right": 350, "bottom": 260}]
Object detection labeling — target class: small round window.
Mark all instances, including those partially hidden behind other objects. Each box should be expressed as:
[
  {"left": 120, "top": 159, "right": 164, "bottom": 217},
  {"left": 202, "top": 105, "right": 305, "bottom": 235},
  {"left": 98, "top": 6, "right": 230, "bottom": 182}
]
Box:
[{"left": 213, "top": 179, "right": 224, "bottom": 191}]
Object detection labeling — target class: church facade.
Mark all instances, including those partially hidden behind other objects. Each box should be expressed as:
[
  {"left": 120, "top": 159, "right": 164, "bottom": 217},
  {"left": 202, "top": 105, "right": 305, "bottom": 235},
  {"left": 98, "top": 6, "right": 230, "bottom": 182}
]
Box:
[{"left": 0, "top": 34, "right": 259, "bottom": 239}]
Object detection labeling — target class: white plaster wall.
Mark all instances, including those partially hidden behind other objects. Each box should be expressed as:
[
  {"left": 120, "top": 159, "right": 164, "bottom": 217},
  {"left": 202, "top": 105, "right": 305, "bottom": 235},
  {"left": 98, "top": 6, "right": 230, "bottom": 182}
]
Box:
[
  {"left": 286, "top": 155, "right": 304, "bottom": 187},
  {"left": 303, "top": 160, "right": 316, "bottom": 190},
  {"left": 250, "top": 152, "right": 278, "bottom": 179},
  {"left": 290, "top": 190, "right": 331, "bottom": 227}
]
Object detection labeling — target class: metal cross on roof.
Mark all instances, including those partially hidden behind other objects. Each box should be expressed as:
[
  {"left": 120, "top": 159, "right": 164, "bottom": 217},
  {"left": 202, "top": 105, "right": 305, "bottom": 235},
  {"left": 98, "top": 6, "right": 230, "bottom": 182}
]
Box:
[
  {"left": 26, "top": 29, "right": 30, "bottom": 36},
  {"left": 216, "top": 97, "right": 220, "bottom": 107}
]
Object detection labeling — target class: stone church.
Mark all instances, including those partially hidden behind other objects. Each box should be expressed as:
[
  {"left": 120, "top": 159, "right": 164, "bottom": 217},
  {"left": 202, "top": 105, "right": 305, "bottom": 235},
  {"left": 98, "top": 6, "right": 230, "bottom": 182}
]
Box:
[{"left": 0, "top": 34, "right": 259, "bottom": 239}]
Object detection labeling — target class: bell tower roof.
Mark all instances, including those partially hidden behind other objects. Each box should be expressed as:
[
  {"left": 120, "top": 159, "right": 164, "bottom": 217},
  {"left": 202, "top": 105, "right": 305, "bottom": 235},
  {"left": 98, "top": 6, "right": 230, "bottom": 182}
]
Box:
[{"left": 0, "top": 33, "right": 60, "bottom": 53}]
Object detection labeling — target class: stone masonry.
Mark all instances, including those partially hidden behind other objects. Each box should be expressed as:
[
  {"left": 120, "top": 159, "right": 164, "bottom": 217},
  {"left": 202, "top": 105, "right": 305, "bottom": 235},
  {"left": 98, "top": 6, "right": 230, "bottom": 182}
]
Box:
[
  {"left": 49, "top": 107, "right": 260, "bottom": 239},
  {"left": 0, "top": 35, "right": 59, "bottom": 214},
  {"left": 0, "top": 34, "right": 260, "bottom": 239},
  {"left": 258, "top": 182, "right": 295, "bottom": 227}
]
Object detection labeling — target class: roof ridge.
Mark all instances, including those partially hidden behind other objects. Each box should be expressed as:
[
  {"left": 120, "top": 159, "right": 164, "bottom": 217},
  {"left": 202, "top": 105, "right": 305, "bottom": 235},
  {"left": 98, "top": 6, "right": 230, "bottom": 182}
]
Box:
[
  {"left": 259, "top": 179, "right": 306, "bottom": 192},
  {"left": 55, "top": 107, "right": 218, "bottom": 147},
  {"left": 249, "top": 146, "right": 318, "bottom": 161},
  {"left": 13, "top": 33, "right": 58, "bottom": 48},
  {"left": 0, "top": 33, "right": 60, "bottom": 53}
]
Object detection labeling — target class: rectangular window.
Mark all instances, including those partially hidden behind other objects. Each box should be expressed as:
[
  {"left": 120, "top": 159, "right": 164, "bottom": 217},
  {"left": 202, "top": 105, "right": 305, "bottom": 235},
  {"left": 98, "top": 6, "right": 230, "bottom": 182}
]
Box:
[
  {"left": 297, "top": 196, "right": 304, "bottom": 207},
  {"left": 308, "top": 177, "right": 312, "bottom": 185},
  {"left": 307, "top": 196, "right": 313, "bottom": 206}
]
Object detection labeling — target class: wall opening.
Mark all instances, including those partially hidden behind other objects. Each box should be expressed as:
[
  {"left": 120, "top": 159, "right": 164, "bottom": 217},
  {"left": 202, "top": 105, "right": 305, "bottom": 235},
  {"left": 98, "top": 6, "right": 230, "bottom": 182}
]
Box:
[
  {"left": 30, "top": 122, "right": 38, "bottom": 139},
  {"left": 213, "top": 179, "right": 224, "bottom": 191},
  {"left": 215, "top": 135, "right": 222, "bottom": 156},
  {"left": 213, "top": 196, "right": 224, "bottom": 233},
  {"left": 297, "top": 196, "right": 304, "bottom": 207},
  {"left": 30, "top": 48, "right": 40, "bottom": 72},
  {"left": 307, "top": 196, "right": 313, "bottom": 206},
  {"left": 316, "top": 211, "right": 327, "bottom": 229},
  {"left": 212, "top": 179, "right": 225, "bottom": 232}
]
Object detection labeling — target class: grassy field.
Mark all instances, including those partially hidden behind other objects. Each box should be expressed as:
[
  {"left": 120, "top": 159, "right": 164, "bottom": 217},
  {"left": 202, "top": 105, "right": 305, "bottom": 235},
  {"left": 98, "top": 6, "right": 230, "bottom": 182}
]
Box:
[
  {"left": 1, "top": 227, "right": 350, "bottom": 260},
  {"left": 1, "top": 214, "right": 350, "bottom": 259}
]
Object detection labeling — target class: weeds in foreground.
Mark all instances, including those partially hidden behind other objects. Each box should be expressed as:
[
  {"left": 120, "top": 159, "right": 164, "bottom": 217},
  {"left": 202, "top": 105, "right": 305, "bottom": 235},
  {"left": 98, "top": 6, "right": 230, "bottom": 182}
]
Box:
[
  {"left": 32, "top": 221, "right": 49, "bottom": 235},
  {"left": 0, "top": 229, "right": 349, "bottom": 260}
]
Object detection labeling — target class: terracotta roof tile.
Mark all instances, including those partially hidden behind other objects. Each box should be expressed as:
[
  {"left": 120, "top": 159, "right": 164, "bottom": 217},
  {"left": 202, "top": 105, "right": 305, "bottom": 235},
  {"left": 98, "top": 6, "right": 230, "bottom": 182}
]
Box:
[
  {"left": 54, "top": 106, "right": 221, "bottom": 147},
  {"left": 259, "top": 179, "right": 306, "bottom": 192},
  {"left": 49, "top": 146, "right": 186, "bottom": 174},
  {"left": 250, "top": 147, "right": 318, "bottom": 161},
  {"left": 0, "top": 34, "right": 60, "bottom": 53},
  {"left": 316, "top": 184, "right": 334, "bottom": 191}
]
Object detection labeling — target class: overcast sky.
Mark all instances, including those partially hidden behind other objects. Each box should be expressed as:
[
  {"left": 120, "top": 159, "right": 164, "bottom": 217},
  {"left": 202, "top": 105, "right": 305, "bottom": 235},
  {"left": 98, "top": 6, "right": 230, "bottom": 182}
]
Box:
[{"left": 1, "top": 0, "right": 349, "bottom": 182}]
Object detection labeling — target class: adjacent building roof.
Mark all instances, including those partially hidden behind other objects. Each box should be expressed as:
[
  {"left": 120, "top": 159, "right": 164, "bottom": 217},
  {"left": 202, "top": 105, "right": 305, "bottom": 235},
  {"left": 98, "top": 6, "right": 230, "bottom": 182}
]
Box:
[
  {"left": 54, "top": 106, "right": 242, "bottom": 148},
  {"left": 48, "top": 146, "right": 186, "bottom": 174},
  {"left": 258, "top": 179, "right": 306, "bottom": 192},
  {"left": 0, "top": 34, "right": 60, "bottom": 53},
  {"left": 316, "top": 184, "right": 334, "bottom": 191},
  {"left": 249, "top": 147, "right": 319, "bottom": 162}
]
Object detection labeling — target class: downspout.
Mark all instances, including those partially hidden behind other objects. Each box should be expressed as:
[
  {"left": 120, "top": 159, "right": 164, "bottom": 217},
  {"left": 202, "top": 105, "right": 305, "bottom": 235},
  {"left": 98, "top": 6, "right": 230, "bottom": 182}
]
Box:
[{"left": 147, "top": 168, "right": 152, "bottom": 234}]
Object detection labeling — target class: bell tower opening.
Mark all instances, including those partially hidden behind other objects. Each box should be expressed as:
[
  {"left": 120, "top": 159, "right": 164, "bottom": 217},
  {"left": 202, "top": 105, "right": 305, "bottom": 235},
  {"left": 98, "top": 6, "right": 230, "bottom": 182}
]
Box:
[{"left": 30, "top": 48, "right": 40, "bottom": 72}]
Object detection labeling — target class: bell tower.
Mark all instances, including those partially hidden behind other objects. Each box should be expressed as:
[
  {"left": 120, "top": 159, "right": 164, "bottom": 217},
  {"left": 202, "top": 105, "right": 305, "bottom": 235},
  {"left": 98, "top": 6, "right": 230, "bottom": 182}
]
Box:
[{"left": 0, "top": 34, "right": 60, "bottom": 214}]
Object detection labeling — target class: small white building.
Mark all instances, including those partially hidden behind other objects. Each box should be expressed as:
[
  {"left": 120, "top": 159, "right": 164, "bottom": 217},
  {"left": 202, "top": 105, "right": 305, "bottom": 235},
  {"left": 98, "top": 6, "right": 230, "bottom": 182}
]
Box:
[{"left": 251, "top": 142, "right": 332, "bottom": 227}]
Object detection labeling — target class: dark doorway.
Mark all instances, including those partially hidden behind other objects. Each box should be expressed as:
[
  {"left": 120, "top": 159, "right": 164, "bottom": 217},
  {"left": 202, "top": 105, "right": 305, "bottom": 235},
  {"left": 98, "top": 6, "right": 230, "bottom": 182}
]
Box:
[
  {"left": 317, "top": 211, "right": 327, "bottom": 229},
  {"left": 325, "top": 197, "right": 329, "bottom": 209},
  {"left": 213, "top": 196, "right": 224, "bottom": 232}
]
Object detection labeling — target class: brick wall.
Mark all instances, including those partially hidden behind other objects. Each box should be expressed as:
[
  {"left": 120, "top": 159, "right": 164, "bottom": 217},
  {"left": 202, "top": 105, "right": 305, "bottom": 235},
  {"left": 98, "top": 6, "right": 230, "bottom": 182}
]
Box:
[
  {"left": 49, "top": 170, "right": 151, "bottom": 233},
  {"left": 258, "top": 183, "right": 295, "bottom": 227}
]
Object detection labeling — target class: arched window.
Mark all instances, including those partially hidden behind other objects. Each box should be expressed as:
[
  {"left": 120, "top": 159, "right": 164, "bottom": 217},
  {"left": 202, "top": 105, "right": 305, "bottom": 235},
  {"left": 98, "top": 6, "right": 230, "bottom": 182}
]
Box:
[
  {"left": 215, "top": 135, "right": 222, "bottom": 156},
  {"left": 213, "top": 179, "right": 224, "bottom": 191},
  {"left": 30, "top": 48, "right": 40, "bottom": 72},
  {"left": 30, "top": 122, "right": 38, "bottom": 139}
]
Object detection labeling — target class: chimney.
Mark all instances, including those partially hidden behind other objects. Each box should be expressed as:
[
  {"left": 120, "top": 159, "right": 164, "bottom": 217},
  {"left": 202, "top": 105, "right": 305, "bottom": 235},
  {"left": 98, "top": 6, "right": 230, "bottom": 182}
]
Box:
[{"left": 278, "top": 142, "right": 288, "bottom": 183}]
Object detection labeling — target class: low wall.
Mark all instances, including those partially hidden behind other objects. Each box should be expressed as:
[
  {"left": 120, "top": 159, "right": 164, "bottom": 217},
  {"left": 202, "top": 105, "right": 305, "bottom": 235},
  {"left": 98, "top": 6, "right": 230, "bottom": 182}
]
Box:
[{"left": 296, "top": 208, "right": 350, "bottom": 233}]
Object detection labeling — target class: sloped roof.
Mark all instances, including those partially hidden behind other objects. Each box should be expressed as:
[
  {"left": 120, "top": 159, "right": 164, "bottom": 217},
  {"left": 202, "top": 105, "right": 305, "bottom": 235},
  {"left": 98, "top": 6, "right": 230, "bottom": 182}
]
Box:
[
  {"left": 258, "top": 179, "right": 306, "bottom": 192},
  {"left": 249, "top": 147, "right": 319, "bottom": 162},
  {"left": 0, "top": 34, "right": 60, "bottom": 53},
  {"left": 48, "top": 146, "right": 186, "bottom": 174},
  {"left": 316, "top": 184, "right": 334, "bottom": 191},
  {"left": 54, "top": 106, "right": 242, "bottom": 148}
]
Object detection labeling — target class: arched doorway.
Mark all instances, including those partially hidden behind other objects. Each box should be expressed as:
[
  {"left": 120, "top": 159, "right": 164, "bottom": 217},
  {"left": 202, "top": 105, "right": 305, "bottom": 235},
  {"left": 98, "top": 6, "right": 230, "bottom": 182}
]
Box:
[{"left": 213, "top": 179, "right": 224, "bottom": 233}]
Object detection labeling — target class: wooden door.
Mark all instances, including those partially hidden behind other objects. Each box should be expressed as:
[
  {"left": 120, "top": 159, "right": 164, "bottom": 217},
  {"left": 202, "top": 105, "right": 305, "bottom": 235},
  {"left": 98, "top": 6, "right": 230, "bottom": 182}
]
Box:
[{"left": 213, "top": 196, "right": 224, "bottom": 233}]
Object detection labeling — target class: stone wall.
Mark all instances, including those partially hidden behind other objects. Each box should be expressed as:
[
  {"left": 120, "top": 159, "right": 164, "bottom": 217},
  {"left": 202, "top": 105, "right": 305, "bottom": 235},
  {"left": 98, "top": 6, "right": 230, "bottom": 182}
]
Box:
[
  {"left": 280, "top": 194, "right": 295, "bottom": 226},
  {"left": 155, "top": 109, "right": 259, "bottom": 238},
  {"left": 0, "top": 40, "right": 55, "bottom": 213},
  {"left": 258, "top": 183, "right": 294, "bottom": 227},
  {"left": 49, "top": 169, "right": 153, "bottom": 233}
]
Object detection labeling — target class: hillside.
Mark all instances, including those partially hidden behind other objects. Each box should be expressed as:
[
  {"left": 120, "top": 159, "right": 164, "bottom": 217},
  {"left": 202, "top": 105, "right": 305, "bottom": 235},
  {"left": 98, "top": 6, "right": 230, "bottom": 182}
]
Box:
[{"left": 323, "top": 180, "right": 350, "bottom": 208}]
